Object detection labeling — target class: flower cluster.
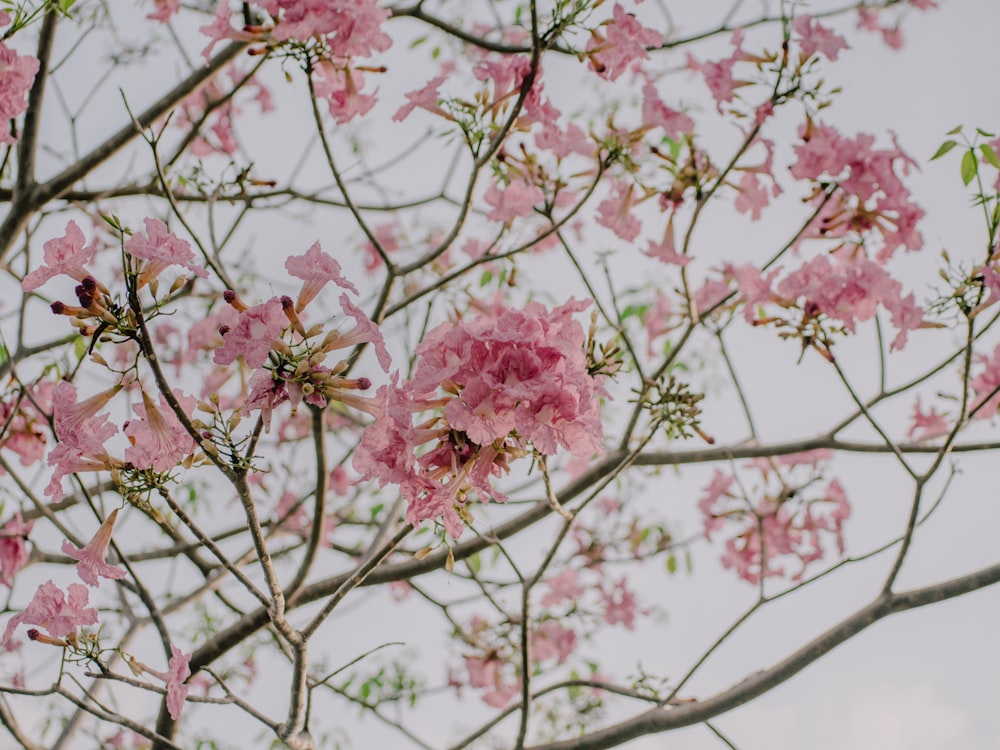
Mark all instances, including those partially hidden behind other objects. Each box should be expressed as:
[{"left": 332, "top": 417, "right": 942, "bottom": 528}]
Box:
[
  {"left": 699, "top": 451, "right": 850, "bottom": 583},
  {"left": 354, "top": 299, "right": 604, "bottom": 538}
]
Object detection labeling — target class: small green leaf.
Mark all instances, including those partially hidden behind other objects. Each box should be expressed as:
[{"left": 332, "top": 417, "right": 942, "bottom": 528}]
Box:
[
  {"left": 980, "top": 143, "right": 1000, "bottom": 169},
  {"left": 466, "top": 552, "right": 481, "bottom": 575},
  {"left": 961, "top": 148, "right": 978, "bottom": 186},
  {"left": 73, "top": 335, "right": 87, "bottom": 360},
  {"left": 665, "top": 553, "right": 677, "bottom": 574},
  {"left": 946, "top": 125, "right": 963, "bottom": 135},
  {"left": 975, "top": 127, "right": 996, "bottom": 138},
  {"left": 409, "top": 36, "right": 427, "bottom": 48},
  {"left": 930, "top": 140, "right": 958, "bottom": 160}
]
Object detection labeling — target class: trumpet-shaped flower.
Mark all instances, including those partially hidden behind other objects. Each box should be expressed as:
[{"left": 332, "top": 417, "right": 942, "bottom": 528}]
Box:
[
  {"left": 22, "top": 221, "right": 97, "bottom": 292},
  {"left": 124, "top": 218, "right": 208, "bottom": 284},
  {"left": 2, "top": 581, "right": 98, "bottom": 650},
  {"left": 61, "top": 508, "right": 127, "bottom": 587},
  {"left": 213, "top": 298, "right": 286, "bottom": 369},
  {"left": 52, "top": 381, "right": 119, "bottom": 455},
  {"left": 0, "top": 514, "right": 33, "bottom": 587},
  {"left": 124, "top": 391, "right": 196, "bottom": 472},
  {"left": 285, "top": 241, "right": 359, "bottom": 311}
]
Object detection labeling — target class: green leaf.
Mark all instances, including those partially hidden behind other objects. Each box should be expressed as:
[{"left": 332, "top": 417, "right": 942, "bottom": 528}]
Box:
[
  {"left": 930, "top": 140, "right": 958, "bottom": 160},
  {"left": 466, "top": 552, "right": 481, "bottom": 575},
  {"left": 665, "top": 553, "right": 677, "bottom": 574},
  {"left": 975, "top": 127, "right": 996, "bottom": 138},
  {"left": 980, "top": 143, "right": 1000, "bottom": 169},
  {"left": 960, "top": 148, "right": 978, "bottom": 186},
  {"left": 946, "top": 124, "right": 963, "bottom": 135}
]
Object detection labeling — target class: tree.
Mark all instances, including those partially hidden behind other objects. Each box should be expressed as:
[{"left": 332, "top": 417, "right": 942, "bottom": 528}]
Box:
[{"left": 0, "top": 0, "right": 997, "bottom": 748}]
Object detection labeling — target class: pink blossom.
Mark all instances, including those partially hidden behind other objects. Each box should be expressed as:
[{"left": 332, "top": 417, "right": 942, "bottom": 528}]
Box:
[
  {"left": 724, "top": 263, "right": 779, "bottom": 323},
  {"left": 463, "top": 653, "right": 518, "bottom": 708},
  {"left": 145, "top": 645, "right": 191, "bottom": 720},
  {"left": 793, "top": 15, "right": 849, "bottom": 60},
  {"left": 0, "top": 41, "right": 39, "bottom": 145},
  {"left": 198, "top": 2, "right": 239, "bottom": 62},
  {"left": 642, "top": 295, "right": 675, "bottom": 357},
  {"left": 213, "top": 298, "right": 286, "bottom": 369},
  {"left": 124, "top": 218, "right": 208, "bottom": 284},
  {"left": 644, "top": 214, "right": 690, "bottom": 267},
  {"left": 44, "top": 444, "right": 115, "bottom": 500},
  {"left": 360, "top": 222, "right": 401, "bottom": 273},
  {"left": 22, "top": 221, "right": 97, "bottom": 292},
  {"left": 970, "top": 343, "right": 1000, "bottom": 419},
  {"left": 530, "top": 620, "right": 577, "bottom": 664},
  {"left": 262, "top": 0, "right": 392, "bottom": 57},
  {"left": 123, "top": 391, "right": 197, "bottom": 472},
  {"left": 908, "top": 396, "right": 949, "bottom": 441},
  {"left": 147, "top": 0, "right": 179, "bottom": 23},
  {"left": 601, "top": 577, "right": 638, "bottom": 629},
  {"left": 312, "top": 62, "right": 376, "bottom": 124},
  {"left": 641, "top": 82, "right": 694, "bottom": 139},
  {"left": 3, "top": 581, "right": 98, "bottom": 649},
  {"left": 541, "top": 568, "right": 584, "bottom": 607},
  {"left": 686, "top": 30, "right": 755, "bottom": 110},
  {"left": 587, "top": 4, "right": 662, "bottom": 81},
  {"left": 0, "top": 514, "right": 33, "bottom": 587},
  {"left": 393, "top": 64, "right": 454, "bottom": 121},
  {"left": 52, "top": 381, "right": 120, "bottom": 455},
  {"left": 596, "top": 180, "right": 641, "bottom": 241},
  {"left": 60, "top": 508, "right": 127, "bottom": 587},
  {"left": 285, "top": 241, "right": 359, "bottom": 311},
  {"left": 334, "top": 294, "right": 391, "bottom": 371},
  {"left": 733, "top": 173, "right": 771, "bottom": 220},
  {"left": 483, "top": 179, "right": 545, "bottom": 225}
]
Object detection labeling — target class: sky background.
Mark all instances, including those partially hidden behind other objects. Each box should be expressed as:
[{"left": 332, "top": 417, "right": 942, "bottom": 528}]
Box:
[{"left": 6, "top": 1, "right": 1000, "bottom": 748}]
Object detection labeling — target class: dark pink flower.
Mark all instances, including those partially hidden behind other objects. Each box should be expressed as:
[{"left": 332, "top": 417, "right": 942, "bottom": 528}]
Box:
[{"left": 60, "top": 508, "right": 127, "bottom": 587}]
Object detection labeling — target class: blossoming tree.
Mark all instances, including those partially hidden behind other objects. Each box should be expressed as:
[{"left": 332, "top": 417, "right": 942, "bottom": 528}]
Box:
[{"left": 0, "top": 0, "right": 998, "bottom": 748}]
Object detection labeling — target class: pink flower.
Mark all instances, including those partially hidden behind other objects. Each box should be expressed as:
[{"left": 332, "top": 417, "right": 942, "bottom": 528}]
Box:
[
  {"left": 601, "top": 577, "right": 638, "bottom": 629},
  {"left": 793, "top": 15, "right": 849, "bottom": 60},
  {"left": 144, "top": 645, "right": 192, "bottom": 721},
  {"left": 644, "top": 213, "right": 690, "bottom": 267},
  {"left": 530, "top": 620, "right": 577, "bottom": 664},
  {"left": 393, "top": 64, "right": 453, "bottom": 121},
  {"left": 596, "top": 179, "right": 641, "bottom": 241},
  {"left": 587, "top": 3, "right": 662, "bottom": 81},
  {"left": 3, "top": 581, "right": 98, "bottom": 650},
  {"left": 641, "top": 82, "right": 694, "bottom": 139},
  {"left": 0, "top": 514, "right": 33, "bottom": 587},
  {"left": 164, "top": 646, "right": 192, "bottom": 720},
  {"left": 483, "top": 179, "right": 545, "bottom": 225},
  {"left": 22, "top": 221, "right": 97, "bottom": 292},
  {"left": 213, "top": 298, "right": 286, "bottom": 369},
  {"left": 60, "top": 508, "right": 127, "bottom": 587},
  {"left": 124, "top": 218, "right": 208, "bottom": 285},
  {"left": 312, "top": 62, "right": 377, "bottom": 124},
  {"left": 123, "top": 391, "right": 196, "bottom": 472},
  {"left": 0, "top": 41, "right": 40, "bottom": 145},
  {"left": 147, "top": 0, "right": 179, "bottom": 23},
  {"left": 52, "top": 381, "right": 120, "bottom": 455},
  {"left": 333, "top": 294, "right": 391, "bottom": 371},
  {"left": 541, "top": 568, "right": 584, "bottom": 607},
  {"left": 686, "top": 30, "right": 755, "bottom": 111},
  {"left": 285, "top": 241, "right": 359, "bottom": 311}
]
